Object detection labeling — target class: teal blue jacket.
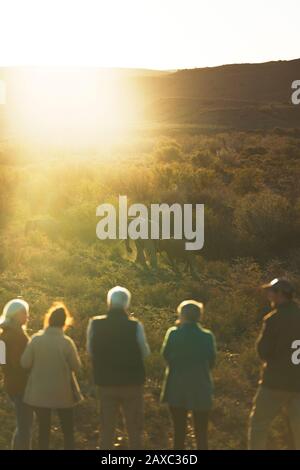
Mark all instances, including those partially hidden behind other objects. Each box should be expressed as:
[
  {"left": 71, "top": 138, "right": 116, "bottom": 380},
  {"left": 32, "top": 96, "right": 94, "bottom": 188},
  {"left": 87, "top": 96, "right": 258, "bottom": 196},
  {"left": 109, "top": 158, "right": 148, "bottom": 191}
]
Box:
[{"left": 161, "top": 322, "right": 216, "bottom": 411}]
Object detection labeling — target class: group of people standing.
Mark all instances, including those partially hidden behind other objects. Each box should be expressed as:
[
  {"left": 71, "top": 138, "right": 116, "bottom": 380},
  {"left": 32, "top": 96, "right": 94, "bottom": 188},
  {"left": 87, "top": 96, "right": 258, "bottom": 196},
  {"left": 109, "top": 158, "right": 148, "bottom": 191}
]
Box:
[{"left": 0, "top": 277, "right": 300, "bottom": 450}]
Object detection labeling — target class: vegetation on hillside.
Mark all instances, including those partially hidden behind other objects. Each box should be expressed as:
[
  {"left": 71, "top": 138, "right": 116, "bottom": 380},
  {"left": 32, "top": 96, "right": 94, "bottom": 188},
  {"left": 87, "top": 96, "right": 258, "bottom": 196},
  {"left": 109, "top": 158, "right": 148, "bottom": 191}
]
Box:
[{"left": 0, "top": 128, "right": 300, "bottom": 449}]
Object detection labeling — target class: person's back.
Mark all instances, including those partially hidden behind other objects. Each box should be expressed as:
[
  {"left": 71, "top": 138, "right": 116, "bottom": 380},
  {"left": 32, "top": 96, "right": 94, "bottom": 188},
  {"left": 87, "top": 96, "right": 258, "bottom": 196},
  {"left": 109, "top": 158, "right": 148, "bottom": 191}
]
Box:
[
  {"left": 162, "top": 323, "right": 215, "bottom": 411},
  {"left": 0, "top": 324, "right": 29, "bottom": 397},
  {"left": 249, "top": 278, "right": 300, "bottom": 450},
  {"left": 0, "top": 299, "right": 33, "bottom": 450},
  {"left": 258, "top": 300, "right": 300, "bottom": 392},
  {"left": 89, "top": 311, "right": 145, "bottom": 386},
  {"left": 161, "top": 300, "right": 216, "bottom": 450},
  {"left": 21, "top": 303, "right": 82, "bottom": 450},
  {"left": 22, "top": 327, "right": 81, "bottom": 408},
  {"left": 87, "top": 286, "right": 150, "bottom": 450},
  {"left": 164, "top": 323, "right": 214, "bottom": 367}
]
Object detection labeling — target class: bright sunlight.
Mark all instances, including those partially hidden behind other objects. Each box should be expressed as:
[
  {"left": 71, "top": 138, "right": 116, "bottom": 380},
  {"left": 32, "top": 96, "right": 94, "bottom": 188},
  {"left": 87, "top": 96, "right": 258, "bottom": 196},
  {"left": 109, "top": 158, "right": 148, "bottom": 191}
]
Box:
[{"left": 7, "top": 68, "right": 141, "bottom": 144}]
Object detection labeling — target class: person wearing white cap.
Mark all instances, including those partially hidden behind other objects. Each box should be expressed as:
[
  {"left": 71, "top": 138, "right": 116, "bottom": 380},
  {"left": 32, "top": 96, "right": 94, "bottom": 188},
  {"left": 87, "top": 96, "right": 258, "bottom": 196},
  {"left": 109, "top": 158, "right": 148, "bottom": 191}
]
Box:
[
  {"left": 249, "top": 278, "right": 300, "bottom": 449},
  {"left": 0, "top": 298, "right": 33, "bottom": 449}
]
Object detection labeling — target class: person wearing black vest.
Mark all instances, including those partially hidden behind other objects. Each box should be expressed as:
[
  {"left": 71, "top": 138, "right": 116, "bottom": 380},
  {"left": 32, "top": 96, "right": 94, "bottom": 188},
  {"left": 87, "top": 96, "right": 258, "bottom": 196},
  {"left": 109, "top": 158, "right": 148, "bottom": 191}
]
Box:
[
  {"left": 87, "top": 286, "right": 150, "bottom": 450},
  {"left": 249, "top": 278, "right": 300, "bottom": 449}
]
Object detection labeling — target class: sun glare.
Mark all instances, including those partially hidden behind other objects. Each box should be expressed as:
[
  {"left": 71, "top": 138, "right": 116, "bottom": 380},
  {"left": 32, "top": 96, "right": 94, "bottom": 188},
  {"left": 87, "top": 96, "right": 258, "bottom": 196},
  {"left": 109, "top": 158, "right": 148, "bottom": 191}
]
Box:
[{"left": 7, "top": 69, "right": 140, "bottom": 145}]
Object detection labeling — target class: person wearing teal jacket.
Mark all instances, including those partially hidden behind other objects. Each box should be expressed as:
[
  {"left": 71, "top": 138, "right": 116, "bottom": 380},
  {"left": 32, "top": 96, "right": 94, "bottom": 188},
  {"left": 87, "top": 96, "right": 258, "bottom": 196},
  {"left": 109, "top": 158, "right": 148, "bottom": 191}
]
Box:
[{"left": 161, "top": 300, "right": 216, "bottom": 450}]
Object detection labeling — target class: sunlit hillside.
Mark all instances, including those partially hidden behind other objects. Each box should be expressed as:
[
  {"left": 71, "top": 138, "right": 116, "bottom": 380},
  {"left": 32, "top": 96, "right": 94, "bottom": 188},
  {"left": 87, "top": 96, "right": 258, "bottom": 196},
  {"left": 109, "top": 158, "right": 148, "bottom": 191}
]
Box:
[{"left": 1, "top": 59, "right": 300, "bottom": 150}]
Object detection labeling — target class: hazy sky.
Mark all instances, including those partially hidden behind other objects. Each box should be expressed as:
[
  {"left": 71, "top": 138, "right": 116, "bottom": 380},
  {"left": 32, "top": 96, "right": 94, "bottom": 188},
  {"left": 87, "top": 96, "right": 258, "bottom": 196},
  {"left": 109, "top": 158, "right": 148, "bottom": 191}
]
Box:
[{"left": 0, "top": 0, "right": 299, "bottom": 69}]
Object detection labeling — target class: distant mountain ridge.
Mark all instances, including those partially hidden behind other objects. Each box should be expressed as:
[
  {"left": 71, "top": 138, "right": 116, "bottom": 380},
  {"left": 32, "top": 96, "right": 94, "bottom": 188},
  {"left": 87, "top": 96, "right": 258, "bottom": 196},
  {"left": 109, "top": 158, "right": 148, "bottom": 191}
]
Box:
[
  {"left": 135, "top": 59, "right": 300, "bottom": 128},
  {"left": 137, "top": 59, "right": 300, "bottom": 103},
  {"left": 1, "top": 59, "right": 300, "bottom": 130}
]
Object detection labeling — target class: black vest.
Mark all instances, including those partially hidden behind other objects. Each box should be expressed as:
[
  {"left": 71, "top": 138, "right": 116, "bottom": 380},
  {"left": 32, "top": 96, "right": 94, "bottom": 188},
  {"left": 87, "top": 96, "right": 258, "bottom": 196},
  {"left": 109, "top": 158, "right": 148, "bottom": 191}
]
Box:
[{"left": 90, "top": 310, "right": 145, "bottom": 386}]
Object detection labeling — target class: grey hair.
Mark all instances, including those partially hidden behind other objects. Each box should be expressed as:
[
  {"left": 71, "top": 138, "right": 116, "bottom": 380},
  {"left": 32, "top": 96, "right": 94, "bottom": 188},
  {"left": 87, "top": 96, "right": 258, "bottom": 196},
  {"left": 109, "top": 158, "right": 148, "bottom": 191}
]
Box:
[
  {"left": 177, "top": 299, "right": 204, "bottom": 322},
  {"left": 107, "top": 286, "right": 131, "bottom": 310},
  {"left": 0, "top": 299, "right": 29, "bottom": 328}
]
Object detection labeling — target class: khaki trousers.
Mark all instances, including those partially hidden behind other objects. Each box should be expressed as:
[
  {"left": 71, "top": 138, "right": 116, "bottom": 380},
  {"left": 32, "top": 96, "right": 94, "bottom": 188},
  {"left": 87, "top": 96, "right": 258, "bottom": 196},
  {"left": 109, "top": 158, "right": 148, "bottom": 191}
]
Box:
[
  {"left": 248, "top": 385, "right": 300, "bottom": 449},
  {"left": 99, "top": 385, "right": 144, "bottom": 450}
]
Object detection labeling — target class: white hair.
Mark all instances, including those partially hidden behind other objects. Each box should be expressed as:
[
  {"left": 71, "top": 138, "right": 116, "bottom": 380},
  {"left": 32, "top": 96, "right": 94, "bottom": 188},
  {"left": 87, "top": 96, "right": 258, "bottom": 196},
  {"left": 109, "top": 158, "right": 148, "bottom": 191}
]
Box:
[
  {"left": 0, "top": 299, "right": 29, "bottom": 328},
  {"left": 177, "top": 299, "right": 204, "bottom": 319},
  {"left": 107, "top": 286, "right": 131, "bottom": 310}
]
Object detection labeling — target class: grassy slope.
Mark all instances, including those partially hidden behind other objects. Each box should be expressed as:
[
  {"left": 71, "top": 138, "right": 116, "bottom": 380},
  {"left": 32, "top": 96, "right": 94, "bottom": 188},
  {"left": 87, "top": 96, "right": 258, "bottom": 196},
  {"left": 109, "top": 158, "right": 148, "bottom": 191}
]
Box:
[{"left": 1, "top": 127, "right": 300, "bottom": 449}]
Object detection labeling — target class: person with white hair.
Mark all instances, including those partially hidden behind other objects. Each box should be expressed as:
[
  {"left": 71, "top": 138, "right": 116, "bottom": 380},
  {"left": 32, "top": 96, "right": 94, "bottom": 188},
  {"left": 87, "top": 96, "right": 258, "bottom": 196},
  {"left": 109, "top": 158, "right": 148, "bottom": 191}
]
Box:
[
  {"left": 87, "top": 286, "right": 150, "bottom": 450},
  {"left": 0, "top": 298, "right": 33, "bottom": 449},
  {"left": 160, "top": 300, "right": 216, "bottom": 450}
]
